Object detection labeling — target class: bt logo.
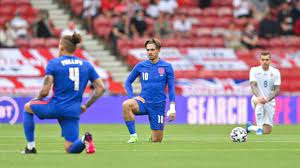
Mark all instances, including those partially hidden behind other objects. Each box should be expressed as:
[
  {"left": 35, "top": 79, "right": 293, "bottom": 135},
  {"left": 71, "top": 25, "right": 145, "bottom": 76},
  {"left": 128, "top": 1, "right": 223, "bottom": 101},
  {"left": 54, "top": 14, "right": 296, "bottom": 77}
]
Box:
[{"left": 0, "top": 96, "right": 19, "bottom": 125}]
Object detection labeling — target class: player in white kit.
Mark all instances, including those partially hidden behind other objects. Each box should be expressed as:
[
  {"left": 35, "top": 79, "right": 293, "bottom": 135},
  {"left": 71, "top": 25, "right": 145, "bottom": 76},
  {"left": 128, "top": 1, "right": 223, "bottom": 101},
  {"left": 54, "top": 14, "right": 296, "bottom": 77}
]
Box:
[{"left": 246, "top": 52, "right": 281, "bottom": 135}]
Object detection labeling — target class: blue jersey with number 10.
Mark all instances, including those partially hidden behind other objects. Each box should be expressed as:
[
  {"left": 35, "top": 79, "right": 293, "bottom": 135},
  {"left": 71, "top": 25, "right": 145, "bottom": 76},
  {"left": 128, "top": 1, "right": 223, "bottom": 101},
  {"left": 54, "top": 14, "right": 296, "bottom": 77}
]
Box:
[{"left": 46, "top": 55, "right": 100, "bottom": 118}]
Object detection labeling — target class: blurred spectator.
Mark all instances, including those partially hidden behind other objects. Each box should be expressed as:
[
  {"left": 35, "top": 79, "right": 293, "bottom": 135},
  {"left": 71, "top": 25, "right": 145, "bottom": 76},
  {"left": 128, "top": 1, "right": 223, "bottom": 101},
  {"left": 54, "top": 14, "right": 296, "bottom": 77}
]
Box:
[
  {"left": 10, "top": 12, "right": 29, "bottom": 38},
  {"left": 101, "top": 0, "right": 121, "bottom": 18},
  {"left": 158, "top": 0, "right": 178, "bottom": 14},
  {"left": 147, "top": 0, "right": 160, "bottom": 18},
  {"left": 154, "top": 13, "right": 172, "bottom": 38},
  {"left": 127, "top": 0, "right": 143, "bottom": 16},
  {"left": 292, "top": 0, "right": 300, "bottom": 22},
  {"left": 111, "top": 13, "right": 129, "bottom": 54},
  {"left": 278, "top": 2, "right": 294, "bottom": 35},
  {"left": 213, "top": 23, "right": 242, "bottom": 50},
  {"left": 294, "top": 17, "right": 300, "bottom": 35},
  {"left": 0, "top": 22, "right": 17, "bottom": 48},
  {"left": 233, "top": 0, "right": 253, "bottom": 18},
  {"left": 268, "top": 0, "right": 283, "bottom": 8},
  {"left": 82, "top": 0, "right": 101, "bottom": 33},
  {"left": 173, "top": 13, "right": 192, "bottom": 38},
  {"left": 259, "top": 12, "right": 280, "bottom": 38},
  {"left": 33, "top": 10, "right": 55, "bottom": 38},
  {"left": 130, "top": 10, "right": 148, "bottom": 38},
  {"left": 280, "top": 17, "right": 294, "bottom": 35},
  {"left": 198, "top": 0, "right": 212, "bottom": 9},
  {"left": 61, "top": 21, "right": 81, "bottom": 36},
  {"left": 250, "top": 0, "right": 270, "bottom": 21},
  {"left": 241, "top": 22, "right": 259, "bottom": 49}
]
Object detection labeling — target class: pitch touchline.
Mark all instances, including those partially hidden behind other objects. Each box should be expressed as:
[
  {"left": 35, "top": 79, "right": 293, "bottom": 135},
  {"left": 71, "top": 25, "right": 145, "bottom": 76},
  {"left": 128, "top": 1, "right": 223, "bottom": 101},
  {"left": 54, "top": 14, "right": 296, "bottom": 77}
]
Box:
[{"left": 0, "top": 149, "right": 300, "bottom": 153}]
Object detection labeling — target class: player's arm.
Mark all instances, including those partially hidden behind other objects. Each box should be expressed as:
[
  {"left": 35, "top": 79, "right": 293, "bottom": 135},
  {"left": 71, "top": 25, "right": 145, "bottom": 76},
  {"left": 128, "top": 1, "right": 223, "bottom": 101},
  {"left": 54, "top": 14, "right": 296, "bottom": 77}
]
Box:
[
  {"left": 83, "top": 78, "right": 105, "bottom": 109},
  {"left": 125, "top": 64, "right": 140, "bottom": 98},
  {"left": 266, "top": 85, "right": 280, "bottom": 102},
  {"left": 250, "top": 81, "right": 260, "bottom": 97},
  {"left": 35, "top": 75, "right": 54, "bottom": 100},
  {"left": 267, "top": 70, "right": 281, "bottom": 102},
  {"left": 249, "top": 68, "right": 260, "bottom": 97},
  {"left": 166, "top": 64, "right": 176, "bottom": 122},
  {"left": 81, "top": 63, "right": 106, "bottom": 113}
]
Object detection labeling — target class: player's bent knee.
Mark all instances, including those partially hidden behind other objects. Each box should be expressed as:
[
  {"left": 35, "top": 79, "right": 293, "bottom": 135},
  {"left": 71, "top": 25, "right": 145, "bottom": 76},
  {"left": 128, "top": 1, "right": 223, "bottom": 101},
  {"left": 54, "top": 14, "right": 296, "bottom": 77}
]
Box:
[
  {"left": 122, "top": 100, "right": 132, "bottom": 109},
  {"left": 24, "top": 103, "right": 33, "bottom": 114},
  {"left": 263, "top": 126, "right": 272, "bottom": 134},
  {"left": 264, "top": 129, "right": 272, "bottom": 134}
]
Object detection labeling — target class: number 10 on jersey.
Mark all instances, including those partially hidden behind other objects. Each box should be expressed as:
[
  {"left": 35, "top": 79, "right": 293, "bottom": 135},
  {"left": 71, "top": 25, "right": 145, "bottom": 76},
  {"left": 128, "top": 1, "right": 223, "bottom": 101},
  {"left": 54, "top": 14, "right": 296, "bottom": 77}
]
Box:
[{"left": 142, "top": 72, "right": 148, "bottom": 80}]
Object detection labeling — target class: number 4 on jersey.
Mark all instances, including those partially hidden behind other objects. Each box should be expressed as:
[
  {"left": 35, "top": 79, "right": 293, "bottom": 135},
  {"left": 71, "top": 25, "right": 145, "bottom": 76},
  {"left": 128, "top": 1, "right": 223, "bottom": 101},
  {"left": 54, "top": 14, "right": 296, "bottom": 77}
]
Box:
[{"left": 69, "top": 67, "right": 79, "bottom": 91}]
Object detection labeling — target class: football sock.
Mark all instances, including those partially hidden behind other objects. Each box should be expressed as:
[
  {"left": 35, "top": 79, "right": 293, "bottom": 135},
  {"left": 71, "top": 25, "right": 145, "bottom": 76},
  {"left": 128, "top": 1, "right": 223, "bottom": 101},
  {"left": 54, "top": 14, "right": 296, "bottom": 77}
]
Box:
[
  {"left": 27, "top": 142, "right": 36, "bottom": 150},
  {"left": 68, "top": 139, "right": 85, "bottom": 153},
  {"left": 23, "top": 111, "right": 35, "bottom": 143},
  {"left": 125, "top": 120, "right": 136, "bottom": 135},
  {"left": 255, "top": 104, "right": 264, "bottom": 128},
  {"left": 248, "top": 125, "right": 259, "bottom": 132}
]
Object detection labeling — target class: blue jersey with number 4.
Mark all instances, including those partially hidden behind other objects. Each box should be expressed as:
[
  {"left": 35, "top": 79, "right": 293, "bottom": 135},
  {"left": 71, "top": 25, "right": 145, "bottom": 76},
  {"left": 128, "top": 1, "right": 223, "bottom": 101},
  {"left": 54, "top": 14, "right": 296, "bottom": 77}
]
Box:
[{"left": 46, "top": 55, "right": 100, "bottom": 118}]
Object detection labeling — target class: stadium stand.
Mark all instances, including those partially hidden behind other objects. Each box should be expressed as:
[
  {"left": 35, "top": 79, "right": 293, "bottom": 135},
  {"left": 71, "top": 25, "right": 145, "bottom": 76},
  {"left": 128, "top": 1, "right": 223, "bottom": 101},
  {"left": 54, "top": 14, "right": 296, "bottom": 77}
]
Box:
[{"left": 1, "top": 0, "right": 300, "bottom": 95}]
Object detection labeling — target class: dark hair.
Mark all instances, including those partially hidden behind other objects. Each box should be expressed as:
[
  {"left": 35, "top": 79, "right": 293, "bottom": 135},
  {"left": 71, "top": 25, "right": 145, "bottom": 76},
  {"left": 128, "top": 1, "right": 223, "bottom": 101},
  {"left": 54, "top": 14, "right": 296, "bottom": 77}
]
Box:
[
  {"left": 61, "top": 32, "right": 81, "bottom": 53},
  {"left": 144, "top": 38, "right": 161, "bottom": 50},
  {"left": 260, "top": 51, "right": 271, "bottom": 58}
]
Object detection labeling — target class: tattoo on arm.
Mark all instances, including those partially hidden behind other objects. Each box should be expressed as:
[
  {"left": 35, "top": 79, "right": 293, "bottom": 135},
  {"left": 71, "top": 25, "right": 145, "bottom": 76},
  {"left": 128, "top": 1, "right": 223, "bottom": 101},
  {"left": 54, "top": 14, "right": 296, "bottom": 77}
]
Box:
[
  {"left": 85, "top": 79, "right": 105, "bottom": 108},
  {"left": 36, "top": 75, "right": 53, "bottom": 100},
  {"left": 267, "top": 85, "right": 280, "bottom": 102},
  {"left": 250, "top": 81, "right": 260, "bottom": 97}
]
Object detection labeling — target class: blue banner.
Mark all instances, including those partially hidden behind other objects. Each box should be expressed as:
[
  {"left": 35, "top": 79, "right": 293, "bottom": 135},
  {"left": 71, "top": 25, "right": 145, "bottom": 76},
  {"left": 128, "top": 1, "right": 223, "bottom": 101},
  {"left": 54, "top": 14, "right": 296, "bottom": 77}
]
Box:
[{"left": 0, "top": 96, "right": 299, "bottom": 125}]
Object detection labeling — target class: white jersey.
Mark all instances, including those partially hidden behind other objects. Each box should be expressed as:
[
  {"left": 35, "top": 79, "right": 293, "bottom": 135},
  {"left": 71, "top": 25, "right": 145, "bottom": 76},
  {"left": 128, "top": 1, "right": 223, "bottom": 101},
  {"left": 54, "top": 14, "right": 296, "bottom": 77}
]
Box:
[{"left": 249, "top": 65, "right": 281, "bottom": 102}]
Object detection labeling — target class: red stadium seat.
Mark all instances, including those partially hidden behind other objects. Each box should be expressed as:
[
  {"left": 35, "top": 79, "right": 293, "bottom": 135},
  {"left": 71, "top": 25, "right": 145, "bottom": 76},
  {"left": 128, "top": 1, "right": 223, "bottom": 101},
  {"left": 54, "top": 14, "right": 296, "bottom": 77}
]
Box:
[
  {"left": 15, "top": 38, "right": 30, "bottom": 48},
  {"left": 0, "top": 5, "right": 16, "bottom": 18},
  {"left": 18, "top": 0, "right": 31, "bottom": 6},
  {"left": 30, "top": 38, "right": 46, "bottom": 48},
  {"left": 193, "top": 38, "right": 209, "bottom": 47},
  {"left": 162, "top": 38, "right": 178, "bottom": 47},
  {"left": 0, "top": 0, "right": 16, "bottom": 6},
  {"left": 209, "top": 37, "right": 224, "bottom": 47},
  {"left": 45, "top": 38, "right": 59, "bottom": 48}
]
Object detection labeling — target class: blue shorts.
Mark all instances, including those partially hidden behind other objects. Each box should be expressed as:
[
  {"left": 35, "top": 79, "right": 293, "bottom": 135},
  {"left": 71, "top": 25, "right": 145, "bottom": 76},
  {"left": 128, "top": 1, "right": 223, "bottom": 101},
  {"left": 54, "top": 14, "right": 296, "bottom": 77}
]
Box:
[
  {"left": 136, "top": 100, "right": 166, "bottom": 130},
  {"left": 30, "top": 99, "right": 79, "bottom": 142}
]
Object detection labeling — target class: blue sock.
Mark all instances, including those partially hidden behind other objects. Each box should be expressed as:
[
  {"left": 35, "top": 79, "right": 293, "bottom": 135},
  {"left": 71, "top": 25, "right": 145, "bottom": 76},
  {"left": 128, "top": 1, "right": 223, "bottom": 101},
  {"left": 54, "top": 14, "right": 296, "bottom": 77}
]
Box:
[
  {"left": 68, "top": 139, "right": 85, "bottom": 153},
  {"left": 125, "top": 121, "right": 136, "bottom": 135},
  {"left": 23, "top": 111, "right": 35, "bottom": 142}
]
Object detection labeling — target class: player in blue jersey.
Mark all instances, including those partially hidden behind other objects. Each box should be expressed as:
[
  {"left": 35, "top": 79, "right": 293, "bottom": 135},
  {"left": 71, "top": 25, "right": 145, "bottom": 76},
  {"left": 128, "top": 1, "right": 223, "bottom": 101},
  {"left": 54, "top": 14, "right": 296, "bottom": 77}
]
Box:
[
  {"left": 22, "top": 33, "right": 105, "bottom": 154},
  {"left": 122, "top": 38, "right": 176, "bottom": 143}
]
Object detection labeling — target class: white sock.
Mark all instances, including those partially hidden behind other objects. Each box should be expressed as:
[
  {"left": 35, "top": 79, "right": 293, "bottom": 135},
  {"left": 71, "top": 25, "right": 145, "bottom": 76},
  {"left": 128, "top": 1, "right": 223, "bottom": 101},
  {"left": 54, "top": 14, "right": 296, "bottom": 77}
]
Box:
[
  {"left": 255, "top": 104, "right": 264, "bottom": 128},
  {"left": 27, "top": 142, "right": 35, "bottom": 150},
  {"left": 248, "top": 125, "right": 259, "bottom": 132},
  {"left": 130, "top": 133, "right": 137, "bottom": 137}
]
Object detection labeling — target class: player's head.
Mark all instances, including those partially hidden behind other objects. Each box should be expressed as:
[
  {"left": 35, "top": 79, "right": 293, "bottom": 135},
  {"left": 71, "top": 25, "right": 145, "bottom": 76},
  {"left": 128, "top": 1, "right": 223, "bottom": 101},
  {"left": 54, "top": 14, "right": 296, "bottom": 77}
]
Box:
[
  {"left": 260, "top": 51, "right": 271, "bottom": 70},
  {"left": 59, "top": 32, "right": 81, "bottom": 56},
  {"left": 144, "top": 38, "right": 161, "bottom": 61}
]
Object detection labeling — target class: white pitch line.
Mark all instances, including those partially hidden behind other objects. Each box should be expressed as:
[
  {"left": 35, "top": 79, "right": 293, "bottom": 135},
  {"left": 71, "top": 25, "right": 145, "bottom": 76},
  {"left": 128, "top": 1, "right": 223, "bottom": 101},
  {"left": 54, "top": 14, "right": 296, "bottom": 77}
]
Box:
[{"left": 0, "top": 148, "right": 300, "bottom": 154}]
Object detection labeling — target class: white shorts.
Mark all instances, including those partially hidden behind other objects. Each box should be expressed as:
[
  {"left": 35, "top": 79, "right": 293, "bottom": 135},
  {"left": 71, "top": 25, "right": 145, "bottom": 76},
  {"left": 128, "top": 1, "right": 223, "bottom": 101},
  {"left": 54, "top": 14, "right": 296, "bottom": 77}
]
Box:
[{"left": 251, "top": 96, "right": 275, "bottom": 127}]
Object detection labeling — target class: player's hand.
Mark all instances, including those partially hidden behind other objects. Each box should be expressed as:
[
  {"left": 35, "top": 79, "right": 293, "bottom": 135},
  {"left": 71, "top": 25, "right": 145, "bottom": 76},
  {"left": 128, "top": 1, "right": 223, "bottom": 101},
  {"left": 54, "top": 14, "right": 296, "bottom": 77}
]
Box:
[
  {"left": 257, "top": 97, "right": 267, "bottom": 104},
  {"left": 133, "top": 96, "right": 145, "bottom": 103},
  {"left": 80, "top": 105, "right": 87, "bottom": 114},
  {"left": 167, "top": 111, "right": 176, "bottom": 122}
]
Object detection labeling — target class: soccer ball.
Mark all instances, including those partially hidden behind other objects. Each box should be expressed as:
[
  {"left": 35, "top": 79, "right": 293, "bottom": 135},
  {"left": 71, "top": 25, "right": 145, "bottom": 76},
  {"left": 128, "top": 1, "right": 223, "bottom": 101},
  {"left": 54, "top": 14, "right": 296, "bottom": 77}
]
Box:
[{"left": 230, "top": 127, "right": 247, "bottom": 142}]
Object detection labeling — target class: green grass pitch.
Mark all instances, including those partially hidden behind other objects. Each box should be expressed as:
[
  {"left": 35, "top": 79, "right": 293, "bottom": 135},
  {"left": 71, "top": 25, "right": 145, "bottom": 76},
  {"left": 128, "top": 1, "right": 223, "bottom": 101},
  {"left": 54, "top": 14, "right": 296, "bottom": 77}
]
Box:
[{"left": 0, "top": 124, "right": 299, "bottom": 168}]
